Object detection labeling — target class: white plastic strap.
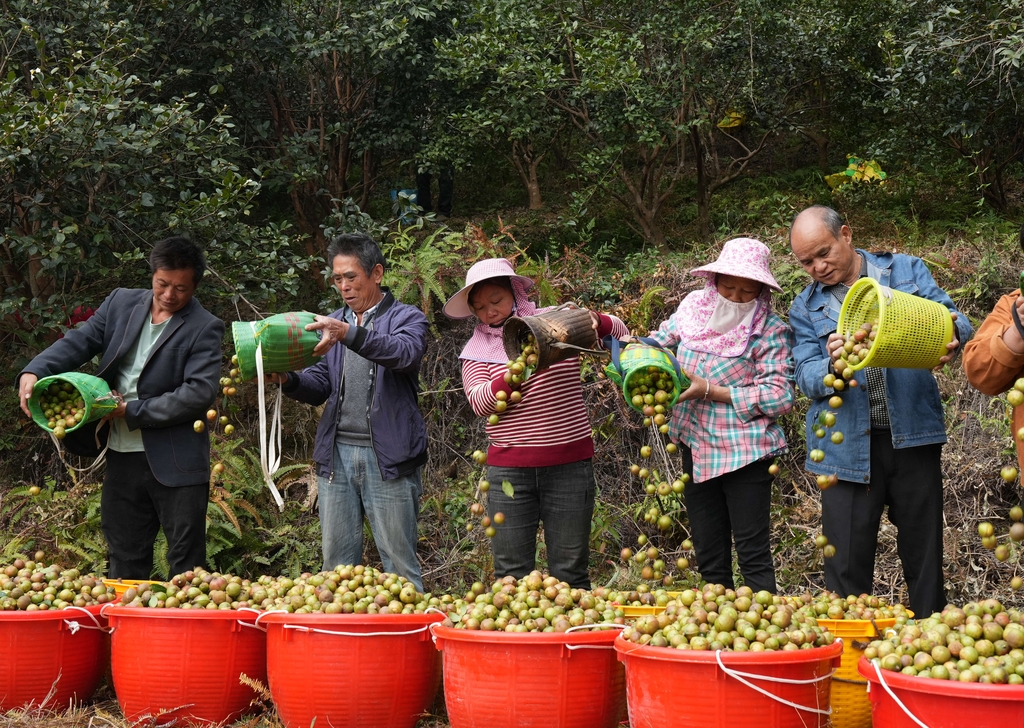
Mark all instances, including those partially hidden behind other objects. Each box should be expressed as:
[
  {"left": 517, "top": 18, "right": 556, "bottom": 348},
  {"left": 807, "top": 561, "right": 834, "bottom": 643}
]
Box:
[
  {"left": 282, "top": 623, "right": 432, "bottom": 638},
  {"left": 62, "top": 605, "right": 111, "bottom": 634},
  {"left": 871, "top": 659, "right": 930, "bottom": 728},
  {"left": 564, "top": 623, "right": 627, "bottom": 650},
  {"left": 49, "top": 419, "right": 108, "bottom": 475},
  {"left": 714, "top": 649, "right": 835, "bottom": 716},
  {"left": 253, "top": 326, "right": 284, "bottom": 510}
]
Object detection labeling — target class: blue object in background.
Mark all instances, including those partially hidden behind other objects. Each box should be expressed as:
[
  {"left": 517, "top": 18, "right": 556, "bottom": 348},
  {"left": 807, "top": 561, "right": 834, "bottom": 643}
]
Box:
[{"left": 390, "top": 189, "right": 419, "bottom": 223}]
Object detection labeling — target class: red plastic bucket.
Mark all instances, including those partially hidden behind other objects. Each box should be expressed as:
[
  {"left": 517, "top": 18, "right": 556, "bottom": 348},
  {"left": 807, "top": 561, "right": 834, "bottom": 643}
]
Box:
[
  {"left": 106, "top": 607, "right": 267, "bottom": 725},
  {"left": 615, "top": 636, "right": 843, "bottom": 728},
  {"left": 262, "top": 611, "right": 444, "bottom": 728},
  {"left": 432, "top": 625, "right": 627, "bottom": 728},
  {"left": 858, "top": 656, "right": 1024, "bottom": 727},
  {"left": 0, "top": 605, "right": 109, "bottom": 711}
]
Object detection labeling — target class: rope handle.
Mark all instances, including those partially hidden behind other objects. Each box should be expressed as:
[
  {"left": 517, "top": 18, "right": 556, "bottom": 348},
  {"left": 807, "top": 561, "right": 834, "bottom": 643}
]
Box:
[
  {"left": 870, "top": 659, "right": 930, "bottom": 728},
  {"left": 713, "top": 647, "right": 836, "bottom": 716},
  {"left": 253, "top": 330, "right": 285, "bottom": 510},
  {"left": 48, "top": 420, "right": 109, "bottom": 476},
  {"left": 564, "top": 622, "right": 626, "bottom": 651},
  {"left": 62, "top": 605, "right": 112, "bottom": 634},
  {"left": 283, "top": 623, "right": 432, "bottom": 637}
]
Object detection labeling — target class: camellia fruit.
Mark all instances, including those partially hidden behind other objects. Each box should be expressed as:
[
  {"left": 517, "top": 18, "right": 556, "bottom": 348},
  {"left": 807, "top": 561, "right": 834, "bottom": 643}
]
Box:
[
  {"left": 979, "top": 521, "right": 995, "bottom": 538},
  {"left": 768, "top": 463, "right": 780, "bottom": 476},
  {"left": 223, "top": 424, "right": 235, "bottom": 435},
  {"left": 493, "top": 512, "right": 505, "bottom": 525},
  {"left": 1012, "top": 506, "right": 1023, "bottom": 522},
  {"left": 621, "top": 548, "right": 633, "bottom": 561},
  {"left": 640, "top": 446, "right": 653, "bottom": 458},
  {"left": 831, "top": 431, "right": 844, "bottom": 445},
  {"left": 1013, "top": 576, "right": 1024, "bottom": 591},
  {"left": 193, "top": 420, "right": 205, "bottom": 433},
  {"left": 206, "top": 409, "right": 217, "bottom": 421},
  {"left": 1009, "top": 390, "right": 1024, "bottom": 408},
  {"left": 1001, "top": 466, "right": 1019, "bottom": 483},
  {"left": 822, "top": 544, "right": 837, "bottom": 559},
  {"left": 828, "top": 396, "right": 843, "bottom": 409}
]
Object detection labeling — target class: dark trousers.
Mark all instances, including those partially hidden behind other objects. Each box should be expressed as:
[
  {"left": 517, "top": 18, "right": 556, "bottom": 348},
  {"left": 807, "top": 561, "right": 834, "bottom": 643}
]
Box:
[
  {"left": 683, "top": 446, "right": 777, "bottom": 593},
  {"left": 485, "top": 460, "right": 595, "bottom": 589},
  {"left": 101, "top": 450, "right": 209, "bottom": 579},
  {"left": 822, "top": 432, "right": 945, "bottom": 616},
  {"left": 416, "top": 167, "right": 453, "bottom": 216}
]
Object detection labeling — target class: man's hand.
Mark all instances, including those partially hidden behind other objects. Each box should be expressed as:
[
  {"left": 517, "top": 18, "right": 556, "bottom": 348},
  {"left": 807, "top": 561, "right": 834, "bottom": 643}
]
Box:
[
  {"left": 103, "top": 394, "right": 127, "bottom": 421},
  {"left": 265, "top": 373, "right": 290, "bottom": 385},
  {"left": 18, "top": 373, "right": 38, "bottom": 417},
  {"left": 936, "top": 311, "right": 961, "bottom": 368},
  {"left": 306, "top": 315, "right": 351, "bottom": 357},
  {"left": 826, "top": 333, "right": 846, "bottom": 366}
]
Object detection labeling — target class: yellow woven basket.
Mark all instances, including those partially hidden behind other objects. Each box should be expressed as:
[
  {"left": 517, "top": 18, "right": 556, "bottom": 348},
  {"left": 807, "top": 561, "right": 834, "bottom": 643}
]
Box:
[{"left": 837, "top": 278, "right": 953, "bottom": 370}]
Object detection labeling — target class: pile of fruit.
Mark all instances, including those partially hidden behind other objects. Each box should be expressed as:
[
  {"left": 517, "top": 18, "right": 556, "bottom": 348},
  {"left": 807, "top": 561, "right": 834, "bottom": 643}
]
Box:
[
  {"left": 442, "top": 572, "right": 626, "bottom": 632},
  {"left": 621, "top": 584, "right": 835, "bottom": 651},
  {"left": 629, "top": 366, "right": 679, "bottom": 426},
  {"left": 805, "top": 591, "right": 911, "bottom": 622},
  {"left": 35, "top": 382, "right": 86, "bottom": 439},
  {"left": 865, "top": 600, "right": 1024, "bottom": 682},
  {"left": 0, "top": 554, "right": 116, "bottom": 610},
  {"left": 832, "top": 321, "right": 877, "bottom": 381},
  {"left": 599, "top": 586, "right": 678, "bottom": 609},
  {"left": 119, "top": 566, "right": 441, "bottom": 615}
]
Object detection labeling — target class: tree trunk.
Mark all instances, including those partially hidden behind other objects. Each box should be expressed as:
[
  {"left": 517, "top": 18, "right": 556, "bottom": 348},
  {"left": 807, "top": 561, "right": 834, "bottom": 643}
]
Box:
[
  {"left": 691, "top": 129, "right": 711, "bottom": 238},
  {"left": 510, "top": 140, "right": 545, "bottom": 209}
]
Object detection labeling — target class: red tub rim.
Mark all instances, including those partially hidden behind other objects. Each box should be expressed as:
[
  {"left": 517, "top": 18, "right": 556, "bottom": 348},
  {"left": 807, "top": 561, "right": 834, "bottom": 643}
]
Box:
[
  {"left": 614, "top": 634, "right": 844, "bottom": 665},
  {"left": 260, "top": 610, "right": 446, "bottom": 627},
  {"left": 102, "top": 605, "right": 260, "bottom": 622},
  {"left": 0, "top": 603, "right": 108, "bottom": 630},
  {"left": 858, "top": 655, "right": 1024, "bottom": 700},
  {"left": 431, "top": 622, "right": 625, "bottom": 646}
]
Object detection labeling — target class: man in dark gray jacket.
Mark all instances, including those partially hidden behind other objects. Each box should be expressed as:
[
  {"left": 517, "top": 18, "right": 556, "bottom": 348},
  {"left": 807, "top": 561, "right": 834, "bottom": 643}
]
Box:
[
  {"left": 273, "top": 233, "right": 430, "bottom": 590},
  {"left": 17, "top": 237, "right": 224, "bottom": 578}
]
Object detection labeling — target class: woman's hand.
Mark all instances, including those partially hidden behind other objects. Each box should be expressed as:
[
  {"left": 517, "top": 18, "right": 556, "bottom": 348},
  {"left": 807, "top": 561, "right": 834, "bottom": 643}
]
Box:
[
  {"left": 1004, "top": 298, "right": 1024, "bottom": 356},
  {"left": 826, "top": 332, "right": 846, "bottom": 366},
  {"left": 676, "top": 371, "right": 709, "bottom": 403}
]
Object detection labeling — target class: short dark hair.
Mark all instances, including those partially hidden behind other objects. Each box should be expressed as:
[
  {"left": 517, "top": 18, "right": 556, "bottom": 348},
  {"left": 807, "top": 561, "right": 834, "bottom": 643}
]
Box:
[
  {"left": 790, "top": 205, "right": 845, "bottom": 242},
  {"left": 326, "top": 233, "right": 386, "bottom": 276},
  {"left": 150, "top": 236, "right": 206, "bottom": 285}
]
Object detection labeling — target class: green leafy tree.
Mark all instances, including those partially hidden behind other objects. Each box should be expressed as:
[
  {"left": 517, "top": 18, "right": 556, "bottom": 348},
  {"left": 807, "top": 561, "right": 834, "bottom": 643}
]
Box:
[{"left": 887, "top": 0, "right": 1024, "bottom": 211}]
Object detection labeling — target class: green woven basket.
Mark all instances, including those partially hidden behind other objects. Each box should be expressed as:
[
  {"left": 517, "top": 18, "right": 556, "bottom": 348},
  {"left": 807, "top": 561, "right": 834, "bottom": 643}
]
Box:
[
  {"left": 27, "top": 372, "right": 118, "bottom": 434},
  {"left": 231, "top": 312, "right": 323, "bottom": 381},
  {"left": 603, "top": 337, "right": 688, "bottom": 413}
]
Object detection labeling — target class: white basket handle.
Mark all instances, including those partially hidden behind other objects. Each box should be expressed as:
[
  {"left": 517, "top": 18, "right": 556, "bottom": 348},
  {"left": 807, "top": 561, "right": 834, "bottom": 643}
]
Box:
[
  {"left": 253, "top": 332, "right": 284, "bottom": 510},
  {"left": 714, "top": 645, "right": 836, "bottom": 716},
  {"left": 870, "top": 659, "right": 930, "bottom": 728},
  {"left": 62, "top": 605, "right": 112, "bottom": 634},
  {"left": 564, "top": 622, "right": 627, "bottom": 650}
]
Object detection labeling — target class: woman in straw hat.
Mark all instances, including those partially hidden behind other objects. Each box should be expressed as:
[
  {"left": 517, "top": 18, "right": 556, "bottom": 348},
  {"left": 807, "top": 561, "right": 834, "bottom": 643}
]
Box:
[
  {"left": 443, "top": 258, "right": 629, "bottom": 588},
  {"left": 649, "top": 237, "right": 794, "bottom": 592}
]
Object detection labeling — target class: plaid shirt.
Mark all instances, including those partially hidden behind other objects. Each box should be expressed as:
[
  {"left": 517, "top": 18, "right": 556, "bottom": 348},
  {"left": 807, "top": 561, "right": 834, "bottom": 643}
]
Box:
[{"left": 651, "top": 309, "right": 794, "bottom": 482}]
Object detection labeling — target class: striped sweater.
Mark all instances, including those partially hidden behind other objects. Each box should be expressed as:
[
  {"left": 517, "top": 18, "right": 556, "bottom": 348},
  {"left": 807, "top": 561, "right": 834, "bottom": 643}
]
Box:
[{"left": 462, "top": 314, "right": 629, "bottom": 467}]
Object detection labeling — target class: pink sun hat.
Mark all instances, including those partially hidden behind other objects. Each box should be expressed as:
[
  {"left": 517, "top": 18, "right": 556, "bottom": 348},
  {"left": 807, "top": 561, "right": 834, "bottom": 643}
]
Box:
[
  {"left": 690, "top": 237, "right": 781, "bottom": 292},
  {"left": 443, "top": 258, "right": 535, "bottom": 319}
]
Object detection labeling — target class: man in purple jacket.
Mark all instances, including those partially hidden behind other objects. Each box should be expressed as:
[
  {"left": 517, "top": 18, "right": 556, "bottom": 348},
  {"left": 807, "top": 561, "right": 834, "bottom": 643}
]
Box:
[{"left": 272, "top": 233, "right": 429, "bottom": 589}]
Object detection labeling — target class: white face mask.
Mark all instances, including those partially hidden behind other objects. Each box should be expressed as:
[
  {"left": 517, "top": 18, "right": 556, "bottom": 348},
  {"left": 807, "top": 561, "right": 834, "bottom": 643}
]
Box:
[{"left": 706, "top": 294, "right": 759, "bottom": 334}]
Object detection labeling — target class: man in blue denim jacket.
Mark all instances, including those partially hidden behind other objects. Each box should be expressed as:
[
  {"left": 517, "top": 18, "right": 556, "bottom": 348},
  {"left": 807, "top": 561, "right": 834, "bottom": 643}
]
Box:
[{"left": 788, "top": 206, "right": 972, "bottom": 616}]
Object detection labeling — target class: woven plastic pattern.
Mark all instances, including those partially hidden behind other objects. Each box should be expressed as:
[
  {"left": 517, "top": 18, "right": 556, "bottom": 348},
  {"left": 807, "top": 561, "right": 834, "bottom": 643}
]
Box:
[
  {"left": 604, "top": 344, "right": 688, "bottom": 412},
  {"left": 27, "top": 372, "right": 117, "bottom": 434},
  {"left": 815, "top": 617, "right": 897, "bottom": 728},
  {"left": 232, "top": 311, "right": 322, "bottom": 381},
  {"left": 837, "top": 278, "right": 953, "bottom": 370}
]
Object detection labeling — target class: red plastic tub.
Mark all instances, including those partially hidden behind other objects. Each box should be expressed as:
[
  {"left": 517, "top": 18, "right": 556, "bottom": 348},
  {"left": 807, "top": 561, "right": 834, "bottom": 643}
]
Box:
[
  {"left": 615, "top": 636, "right": 843, "bottom": 728},
  {"left": 106, "top": 606, "right": 267, "bottom": 725},
  {"left": 858, "top": 655, "right": 1024, "bottom": 727},
  {"left": 262, "top": 611, "right": 444, "bottom": 728},
  {"left": 432, "top": 624, "right": 627, "bottom": 728},
  {"left": 0, "top": 605, "right": 109, "bottom": 711}
]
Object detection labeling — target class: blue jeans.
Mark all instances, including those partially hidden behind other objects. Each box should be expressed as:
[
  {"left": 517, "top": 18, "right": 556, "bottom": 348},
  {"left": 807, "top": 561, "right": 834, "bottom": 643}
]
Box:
[
  {"left": 319, "top": 441, "right": 423, "bottom": 591},
  {"left": 485, "top": 459, "right": 595, "bottom": 589}
]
